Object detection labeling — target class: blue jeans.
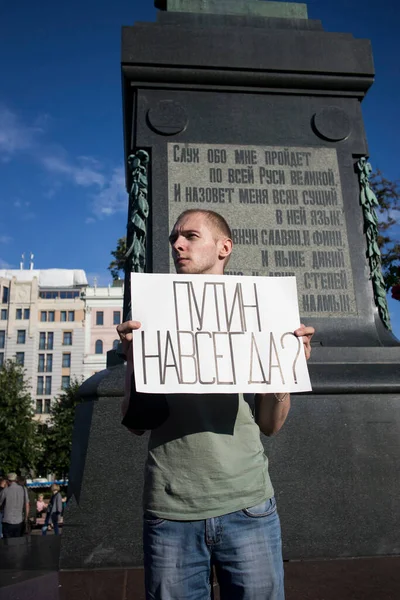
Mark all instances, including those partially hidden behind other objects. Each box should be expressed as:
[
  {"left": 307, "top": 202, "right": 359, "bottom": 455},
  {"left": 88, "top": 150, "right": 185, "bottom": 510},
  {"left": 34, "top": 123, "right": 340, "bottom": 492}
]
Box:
[
  {"left": 42, "top": 512, "right": 60, "bottom": 535},
  {"left": 143, "top": 497, "right": 284, "bottom": 600}
]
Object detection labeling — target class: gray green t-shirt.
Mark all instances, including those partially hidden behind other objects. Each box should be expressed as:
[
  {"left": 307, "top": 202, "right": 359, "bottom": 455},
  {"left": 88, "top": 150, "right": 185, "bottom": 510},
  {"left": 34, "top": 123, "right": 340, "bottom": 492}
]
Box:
[{"left": 143, "top": 393, "right": 274, "bottom": 520}]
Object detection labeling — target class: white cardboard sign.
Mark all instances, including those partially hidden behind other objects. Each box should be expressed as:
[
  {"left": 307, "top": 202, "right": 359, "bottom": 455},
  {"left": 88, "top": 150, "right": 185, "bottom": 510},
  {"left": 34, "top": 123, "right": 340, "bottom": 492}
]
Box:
[{"left": 131, "top": 273, "right": 312, "bottom": 394}]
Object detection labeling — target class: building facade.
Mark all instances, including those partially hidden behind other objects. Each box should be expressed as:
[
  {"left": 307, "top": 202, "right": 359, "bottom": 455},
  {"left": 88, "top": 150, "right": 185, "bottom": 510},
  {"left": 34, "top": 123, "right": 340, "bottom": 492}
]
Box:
[
  {"left": 82, "top": 284, "right": 124, "bottom": 379},
  {"left": 0, "top": 270, "right": 124, "bottom": 421},
  {"left": 0, "top": 269, "right": 87, "bottom": 421}
]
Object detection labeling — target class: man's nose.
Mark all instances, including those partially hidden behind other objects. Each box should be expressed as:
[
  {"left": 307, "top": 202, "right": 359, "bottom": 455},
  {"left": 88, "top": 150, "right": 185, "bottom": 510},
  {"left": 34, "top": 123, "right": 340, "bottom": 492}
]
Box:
[{"left": 172, "top": 236, "right": 185, "bottom": 251}]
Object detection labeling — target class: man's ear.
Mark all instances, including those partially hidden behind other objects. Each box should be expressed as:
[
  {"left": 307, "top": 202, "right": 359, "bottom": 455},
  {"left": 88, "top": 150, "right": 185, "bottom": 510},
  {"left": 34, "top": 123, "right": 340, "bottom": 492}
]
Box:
[{"left": 219, "top": 237, "right": 233, "bottom": 260}]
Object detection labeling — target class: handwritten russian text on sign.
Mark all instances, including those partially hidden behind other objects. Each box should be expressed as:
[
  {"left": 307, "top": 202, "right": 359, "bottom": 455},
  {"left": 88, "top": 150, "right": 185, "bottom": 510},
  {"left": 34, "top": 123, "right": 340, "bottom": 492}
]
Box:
[
  {"left": 131, "top": 273, "right": 312, "bottom": 394},
  {"left": 168, "top": 143, "right": 357, "bottom": 318}
]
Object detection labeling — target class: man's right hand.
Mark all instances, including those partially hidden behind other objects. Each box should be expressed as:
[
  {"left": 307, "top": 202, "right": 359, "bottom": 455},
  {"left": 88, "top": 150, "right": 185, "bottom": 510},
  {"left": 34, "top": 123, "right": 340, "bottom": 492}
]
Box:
[
  {"left": 117, "top": 320, "right": 146, "bottom": 435},
  {"left": 116, "top": 320, "right": 142, "bottom": 361}
]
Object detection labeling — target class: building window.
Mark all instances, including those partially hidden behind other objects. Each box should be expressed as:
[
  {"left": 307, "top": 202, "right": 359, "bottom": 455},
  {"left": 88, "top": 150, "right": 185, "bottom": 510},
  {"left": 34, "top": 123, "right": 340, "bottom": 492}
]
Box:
[
  {"left": 44, "top": 399, "right": 51, "bottom": 414},
  {"left": 40, "top": 290, "right": 80, "bottom": 300},
  {"left": 61, "top": 311, "right": 67, "bottom": 322},
  {"left": 62, "top": 353, "right": 71, "bottom": 368},
  {"left": 39, "top": 354, "right": 52, "bottom": 372},
  {"left": 39, "top": 332, "right": 53, "bottom": 350},
  {"left": 68, "top": 311, "right": 75, "bottom": 322},
  {"left": 96, "top": 311, "right": 104, "bottom": 326},
  {"left": 0, "top": 352, "right": 4, "bottom": 367},
  {"left": 38, "top": 354, "right": 45, "bottom": 372},
  {"left": 17, "top": 330, "right": 26, "bottom": 344},
  {"left": 14, "top": 307, "right": 29, "bottom": 320},
  {"left": 0, "top": 330, "right": 5, "bottom": 349},
  {"left": 45, "top": 376, "right": 52, "bottom": 395},
  {"left": 113, "top": 311, "right": 121, "bottom": 325},
  {"left": 15, "top": 352, "right": 24, "bottom": 366},
  {"left": 61, "top": 375, "right": 70, "bottom": 390},
  {"left": 112, "top": 339, "right": 119, "bottom": 350},
  {"left": 0, "top": 309, "right": 6, "bottom": 320},
  {"left": 39, "top": 333, "right": 45, "bottom": 350},
  {"left": 36, "top": 400, "right": 43, "bottom": 414},
  {"left": 2, "top": 286, "right": 9, "bottom": 304},
  {"left": 95, "top": 339, "right": 103, "bottom": 354},
  {"left": 37, "top": 376, "right": 44, "bottom": 395},
  {"left": 41, "top": 310, "right": 55, "bottom": 322},
  {"left": 63, "top": 331, "right": 72, "bottom": 345}
]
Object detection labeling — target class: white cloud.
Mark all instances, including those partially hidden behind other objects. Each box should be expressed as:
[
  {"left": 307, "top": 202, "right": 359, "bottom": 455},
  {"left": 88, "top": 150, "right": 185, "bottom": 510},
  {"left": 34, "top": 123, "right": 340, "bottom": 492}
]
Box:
[
  {"left": 92, "top": 166, "right": 127, "bottom": 218},
  {"left": 77, "top": 155, "right": 103, "bottom": 169},
  {"left": 13, "top": 200, "right": 30, "bottom": 209},
  {"left": 0, "top": 105, "right": 105, "bottom": 190},
  {"left": 0, "top": 105, "right": 126, "bottom": 220},
  {"left": 0, "top": 258, "right": 13, "bottom": 269},
  {"left": 12, "top": 199, "right": 35, "bottom": 220},
  {"left": 0, "top": 106, "right": 43, "bottom": 160},
  {"left": 41, "top": 155, "right": 105, "bottom": 188},
  {"left": 0, "top": 235, "right": 12, "bottom": 244}
]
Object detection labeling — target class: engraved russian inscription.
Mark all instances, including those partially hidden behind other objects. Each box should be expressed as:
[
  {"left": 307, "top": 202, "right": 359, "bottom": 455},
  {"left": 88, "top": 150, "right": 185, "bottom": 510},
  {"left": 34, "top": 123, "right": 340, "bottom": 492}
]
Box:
[{"left": 168, "top": 144, "right": 357, "bottom": 317}]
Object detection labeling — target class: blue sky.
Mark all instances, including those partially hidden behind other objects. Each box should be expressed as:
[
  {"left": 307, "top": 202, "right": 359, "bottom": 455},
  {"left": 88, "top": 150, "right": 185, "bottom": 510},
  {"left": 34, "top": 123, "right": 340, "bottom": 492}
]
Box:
[{"left": 0, "top": 0, "right": 399, "bottom": 336}]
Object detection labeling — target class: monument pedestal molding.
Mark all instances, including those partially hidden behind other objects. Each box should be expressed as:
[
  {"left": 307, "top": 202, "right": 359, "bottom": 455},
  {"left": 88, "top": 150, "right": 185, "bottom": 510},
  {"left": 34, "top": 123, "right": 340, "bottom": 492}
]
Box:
[{"left": 60, "top": 1, "right": 400, "bottom": 597}]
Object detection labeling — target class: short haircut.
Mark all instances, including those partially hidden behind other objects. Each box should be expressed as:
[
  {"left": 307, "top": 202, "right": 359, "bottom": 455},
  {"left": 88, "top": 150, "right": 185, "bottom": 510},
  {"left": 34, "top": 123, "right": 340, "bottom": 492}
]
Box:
[{"left": 175, "top": 209, "right": 232, "bottom": 240}]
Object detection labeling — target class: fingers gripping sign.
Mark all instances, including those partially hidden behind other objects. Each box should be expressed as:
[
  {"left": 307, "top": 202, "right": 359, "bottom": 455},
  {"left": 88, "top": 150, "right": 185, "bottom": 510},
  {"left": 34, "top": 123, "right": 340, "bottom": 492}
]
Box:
[
  {"left": 118, "top": 319, "right": 148, "bottom": 435},
  {"left": 117, "top": 320, "right": 142, "bottom": 360},
  {"left": 294, "top": 324, "right": 315, "bottom": 361}
]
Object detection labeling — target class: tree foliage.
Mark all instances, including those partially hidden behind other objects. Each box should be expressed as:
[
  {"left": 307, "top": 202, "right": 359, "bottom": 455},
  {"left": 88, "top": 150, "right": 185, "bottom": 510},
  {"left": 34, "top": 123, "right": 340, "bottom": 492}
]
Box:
[
  {"left": 108, "top": 236, "right": 127, "bottom": 281},
  {"left": 0, "top": 360, "right": 40, "bottom": 475},
  {"left": 40, "top": 378, "right": 83, "bottom": 480},
  {"left": 371, "top": 170, "right": 400, "bottom": 300}
]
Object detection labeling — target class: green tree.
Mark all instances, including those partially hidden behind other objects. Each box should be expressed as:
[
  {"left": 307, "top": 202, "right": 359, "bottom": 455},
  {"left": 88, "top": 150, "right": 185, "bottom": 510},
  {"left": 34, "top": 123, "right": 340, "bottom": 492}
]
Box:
[
  {"left": 108, "top": 236, "right": 127, "bottom": 281},
  {"left": 0, "top": 360, "right": 40, "bottom": 474},
  {"left": 371, "top": 170, "right": 400, "bottom": 299},
  {"left": 40, "top": 378, "right": 83, "bottom": 480}
]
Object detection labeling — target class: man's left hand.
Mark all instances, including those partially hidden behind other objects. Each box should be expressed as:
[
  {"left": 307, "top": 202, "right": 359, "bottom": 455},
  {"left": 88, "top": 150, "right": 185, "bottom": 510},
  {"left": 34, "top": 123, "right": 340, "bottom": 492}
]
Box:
[{"left": 294, "top": 324, "right": 315, "bottom": 361}]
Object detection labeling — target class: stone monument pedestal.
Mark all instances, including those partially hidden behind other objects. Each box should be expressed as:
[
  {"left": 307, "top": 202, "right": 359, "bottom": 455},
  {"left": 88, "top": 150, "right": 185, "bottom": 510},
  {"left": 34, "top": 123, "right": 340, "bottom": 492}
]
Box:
[{"left": 58, "top": 364, "right": 148, "bottom": 598}]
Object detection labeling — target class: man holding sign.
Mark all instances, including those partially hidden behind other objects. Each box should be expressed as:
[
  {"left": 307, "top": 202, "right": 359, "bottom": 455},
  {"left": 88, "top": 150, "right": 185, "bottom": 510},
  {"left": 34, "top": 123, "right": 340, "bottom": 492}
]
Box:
[{"left": 118, "top": 209, "right": 314, "bottom": 600}]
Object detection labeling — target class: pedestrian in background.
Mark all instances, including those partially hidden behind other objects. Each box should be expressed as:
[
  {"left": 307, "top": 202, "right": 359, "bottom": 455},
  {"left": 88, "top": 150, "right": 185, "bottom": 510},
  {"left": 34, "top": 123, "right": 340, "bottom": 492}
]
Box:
[
  {"left": 0, "top": 473, "right": 29, "bottom": 538},
  {"left": 36, "top": 494, "right": 47, "bottom": 517},
  {"left": 0, "top": 477, "right": 8, "bottom": 538},
  {"left": 17, "top": 476, "right": 36, "bottom": 535},
  {"left": 42, "top": 484, "right": 62, "bottom": 536}
]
